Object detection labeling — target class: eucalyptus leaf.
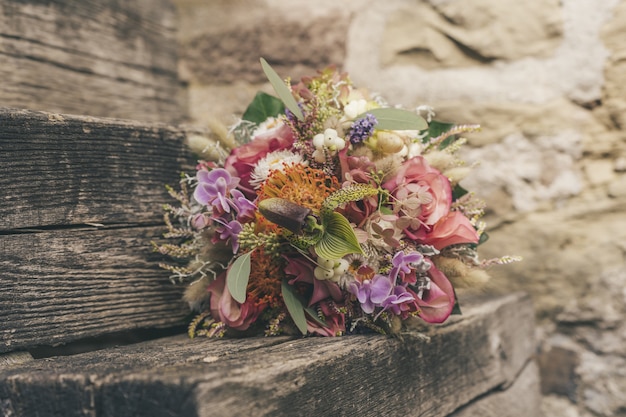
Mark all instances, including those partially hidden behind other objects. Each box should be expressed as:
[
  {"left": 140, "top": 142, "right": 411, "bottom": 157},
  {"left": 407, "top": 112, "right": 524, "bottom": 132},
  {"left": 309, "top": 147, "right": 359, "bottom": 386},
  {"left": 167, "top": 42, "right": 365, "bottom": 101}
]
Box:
[
  {"left": 304, "top": 307, "right": 329, "bottom": 329},
  {"left": 281, "top": 279, "right": 308, "bottom": 335},
  {"left": 260, "top": 58, "right": 304, "bottom": 121},
  {"left": 226, "top": 252, "right": 252, "bottom": 304},
  {"left": 242, "top": 92, "right": 285, "bottom": 124},
  {"left": 315, "top": 212, "right": 364, "bottom": 260},
  {"left": 356, "top": 108, "right": 427, "bottom": 131}
]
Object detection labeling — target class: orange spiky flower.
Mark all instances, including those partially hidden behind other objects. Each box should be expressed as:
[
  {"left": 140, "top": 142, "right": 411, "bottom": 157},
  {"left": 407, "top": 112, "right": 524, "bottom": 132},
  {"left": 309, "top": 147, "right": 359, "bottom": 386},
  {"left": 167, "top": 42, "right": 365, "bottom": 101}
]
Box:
[
  {"left": 257, "top": 163, "right": 340, "bottom": 215},
  {"left": 247, "top": 247, "right": 285, "bottom": 308}
]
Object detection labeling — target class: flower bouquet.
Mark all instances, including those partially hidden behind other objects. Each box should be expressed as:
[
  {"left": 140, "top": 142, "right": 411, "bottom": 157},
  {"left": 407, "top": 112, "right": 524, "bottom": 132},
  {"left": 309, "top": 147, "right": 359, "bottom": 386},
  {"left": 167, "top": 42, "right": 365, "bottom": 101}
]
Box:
[{"left": 155, "top": 58, "right": 518, "bottom": 338}]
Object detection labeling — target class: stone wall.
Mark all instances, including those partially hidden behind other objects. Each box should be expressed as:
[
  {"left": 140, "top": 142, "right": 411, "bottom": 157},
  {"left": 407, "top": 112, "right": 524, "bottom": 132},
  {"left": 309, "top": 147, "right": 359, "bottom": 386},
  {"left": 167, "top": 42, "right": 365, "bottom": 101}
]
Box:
[{"left": 172, "top": 1, "right": 626, "bottom": 415}]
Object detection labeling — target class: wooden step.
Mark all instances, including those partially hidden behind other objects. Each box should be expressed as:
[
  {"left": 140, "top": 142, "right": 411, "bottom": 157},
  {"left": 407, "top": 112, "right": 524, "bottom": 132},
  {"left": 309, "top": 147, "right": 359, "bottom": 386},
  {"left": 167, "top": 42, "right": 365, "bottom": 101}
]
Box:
[
  {"left": 0, "top": 108, "right": 201, "bottom": 353},
  {"left": 0, "top": 293, "right": 539, "bottom": 417},
  {"left": 0, "top": 0, "right": 183, "bottom": 123}
]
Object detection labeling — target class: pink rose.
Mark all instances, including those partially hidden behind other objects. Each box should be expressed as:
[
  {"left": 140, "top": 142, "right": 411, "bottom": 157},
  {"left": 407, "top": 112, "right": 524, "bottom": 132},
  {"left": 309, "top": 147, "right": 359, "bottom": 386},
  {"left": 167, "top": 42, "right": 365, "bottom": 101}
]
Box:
[
  {"left": 224, "top": 124, "right": 295, "bottom": 198},
  {"left": 414, "top": 260, "right": 455, "bottom": 323},
  {"left": 415, "top": 211, "right": 479, "bottom": 250},
  {"left": 207, "top": 272, "right": 264, "bottom": 331},
  {"left": 382, "top": 156, "right": 452, "bottom": 240}
]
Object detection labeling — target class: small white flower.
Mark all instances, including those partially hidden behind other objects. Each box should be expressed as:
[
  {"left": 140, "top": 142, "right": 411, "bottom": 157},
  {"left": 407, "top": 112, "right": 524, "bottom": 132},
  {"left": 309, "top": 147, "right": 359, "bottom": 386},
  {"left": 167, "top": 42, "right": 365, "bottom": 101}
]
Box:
[
  {"left": 251, "top": 117, "right": 283, "bottom": 137},
  {"left": 344, "top": 99, "right": 368, "bottom": 119},
  {"left": 250, "top": 150, "right": 306, "bottom": 189},
  {"left": 311, "top": 129, "right": 346, "bottom": 163},
  {"left": 314, "top": 257, "right": 350, "bottom": 283}
]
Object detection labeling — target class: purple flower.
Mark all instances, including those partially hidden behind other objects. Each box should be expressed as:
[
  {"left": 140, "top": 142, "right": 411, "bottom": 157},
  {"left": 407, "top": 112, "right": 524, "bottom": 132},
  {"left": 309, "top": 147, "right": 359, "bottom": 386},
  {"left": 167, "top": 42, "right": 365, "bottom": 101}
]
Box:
[
  {"left": 389, "top": 250, "right": 424, "bottom": 281},
  {"left": 379, "top": 285, "right": 415, "bottom": 317},
  {"left": 348, "top": 113, "right": 377, "bottom": 145},
  {"left": 214, "top": 219, "right": 243, "bottom": 253},
  {"left": 230, "top": 189, "right": 257, "bottom": 222},
  {"left": 348, "top": 274, "right": 393, "bottom": 314},
  {"left": 194, "top": 169, "right": 240, "bottom": 213},
  {"left": 191, "top": 213, "right": 210, "bottom": 230}
]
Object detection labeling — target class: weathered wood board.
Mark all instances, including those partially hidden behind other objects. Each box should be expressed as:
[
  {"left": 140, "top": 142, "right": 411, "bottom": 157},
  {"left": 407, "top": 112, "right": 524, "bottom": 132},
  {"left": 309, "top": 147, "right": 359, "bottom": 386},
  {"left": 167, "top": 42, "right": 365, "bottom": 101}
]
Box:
[
  {"left": 0, "top": 108, "right": 201, "bottom": 353},
  {"left": 0, "top": 293, "right": 538, "bottom": 417},
  {"left": 0, "top": 0, "right": 184, "bottom": 123}
]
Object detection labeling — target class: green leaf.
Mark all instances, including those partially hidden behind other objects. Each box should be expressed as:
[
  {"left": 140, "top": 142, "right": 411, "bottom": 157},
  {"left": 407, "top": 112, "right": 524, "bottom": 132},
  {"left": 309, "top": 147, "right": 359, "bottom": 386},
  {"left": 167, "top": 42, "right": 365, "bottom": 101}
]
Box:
[
  {"left": 315, "top": 212, "right": 363, "bottom": 260},
  {"left": 478, "top": 231, "right": 489, "bottom": 246},
  {"left": 420, "top": 120, "right": 454, "bottom": 145},
  {"left": 304, "top": 307, "right": 329, "bottom": 329},
  {"left": 242, "top": 91, "right": 286, "bottom": 124},
  {"left": 452, "top": 184, "right": 469, "bottom": 201},
  {"left": 226, "top": 252, "right": 252, "bottom": 304},
  {"left": 451, "top": 289, "right": 462, "bottom": 315},
  {"left": 355, "top": 108, "right": 427, "bottom": 131},
  {"left": 281, "top": 280, "right": 308, "bottom": 335},
  {"left": 260, "top": 58, "right": 304, "bottom": 121}
]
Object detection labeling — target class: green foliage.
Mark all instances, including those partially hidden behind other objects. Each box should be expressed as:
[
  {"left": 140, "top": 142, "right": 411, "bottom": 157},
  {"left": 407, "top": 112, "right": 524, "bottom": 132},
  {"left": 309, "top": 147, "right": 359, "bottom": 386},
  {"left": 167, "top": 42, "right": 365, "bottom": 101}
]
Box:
[
  {"left": 304, "top": 307, "right": 329, "bottom": 329},
  {"left": 322, "top": 183, "right": 379, "bottom": 214},
  {"left": 478, "top": 231, "right": 489, "bottom": 246},
  {"left": 281, "top": 279, "right": 308, "bottom": 335},
  {"left": 242, "top": 91, "right": 285, "bottom": 124},
  {"left": 226, "top": 252, "right": 252, "bottom": 304},
  {"left": 356, "top": 107, "right": 428, "bottom": 131},
  {"left": 422, "top": 120, "right": 455, "bottom": 144},
  {"left": 452, "top": 184, "right": 469, "bottom": 201},
  {"left": 315, "top": 212, "right": 364, "bottom": 260},
  {"left": 260, "top": 58, "right": 304, "bottom": 121}
]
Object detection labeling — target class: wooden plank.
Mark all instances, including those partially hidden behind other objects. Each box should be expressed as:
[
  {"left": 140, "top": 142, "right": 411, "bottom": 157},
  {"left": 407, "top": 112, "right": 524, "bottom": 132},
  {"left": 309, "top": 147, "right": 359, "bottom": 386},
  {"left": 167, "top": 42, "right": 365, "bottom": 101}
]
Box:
[
  {"left": 0, "top": 108, "right": 197, "bottom": 230},
  {"left": 0, "top": 293, "right": 537, "bottom": 417},
  {"left": 0, "top": 108, "right": 208, "bottom": 352},
  {"left": 0, "top": 0, "right": 183, "bottom": 123},
  {"left": 0, "top": 226, "right": 189, "bottom": 353},
  {"left": 449, "top": 361, "right": 542, "bottom": 417}
]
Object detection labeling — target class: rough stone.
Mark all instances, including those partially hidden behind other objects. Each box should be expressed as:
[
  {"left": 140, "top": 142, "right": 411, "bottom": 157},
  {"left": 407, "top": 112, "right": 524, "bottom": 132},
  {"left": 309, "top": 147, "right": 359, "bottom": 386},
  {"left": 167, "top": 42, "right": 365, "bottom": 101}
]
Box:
[
  {"left": 583, "top": 159, "right": 617, "bottom": 186},
  {"left": 538, "top": 343, "right": 580, "bottom": 400},
  {"left": 602, "top": 0, "right": 626, "bottom": 130},
  {"left": 607, "top": 174, "right": 626, "bottom": 198},
  {"left": 381, "top": 0, "right": 562, "bottom": 69},
  {"left": 461, "top": 131, "right": 583, "bottom": 213},
  {"left": 423, "top": 99, "right": 607, "bottom": 148},
  {"left": 175, "top": 0, "right": 350, "bottom": 85},
  {"left": 480, "top": 209, "right": 626, "bottom": 319},
  {"left": 541, "top": 395, "right": 582, "bottom": 417}
]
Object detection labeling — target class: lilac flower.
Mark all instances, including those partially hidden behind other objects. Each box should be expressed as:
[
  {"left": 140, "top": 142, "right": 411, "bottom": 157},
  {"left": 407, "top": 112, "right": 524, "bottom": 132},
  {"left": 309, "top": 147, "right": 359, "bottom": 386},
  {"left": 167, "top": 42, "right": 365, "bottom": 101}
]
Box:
[
  {"left": 194, "top": 169, "right": 240, "bottom": 213},
  {"left": 379, "top": 285, "right": 415, "bottom": 317},
  {"left": 348, "top": 113, "right": 377, "bottom": 145},
  {"left": 191, "top": 213, "right": 210, "bottom": 230},
  {"left": 230, "top": 189, "right": 256, "bottom": 222},
  {"left": 389, "top": 250, "right": 424, "bottom": 281},
  {"left": 214, "top": 219, "right": 243, "bottom": 254},
  {"left": 348, "top": 274, "right": 393, "bottom": 314}
]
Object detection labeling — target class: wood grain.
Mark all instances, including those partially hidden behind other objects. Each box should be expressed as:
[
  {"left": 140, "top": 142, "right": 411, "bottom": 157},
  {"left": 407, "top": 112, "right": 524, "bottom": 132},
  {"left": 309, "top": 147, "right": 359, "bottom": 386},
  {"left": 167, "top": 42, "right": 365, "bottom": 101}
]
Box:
[
  {"left": 0, "top": 293, "right": 538, "bottom": 417},
  {"left": 0, "top": 108, "right": 196, "bottom": 230},
  {"left": 0, "top": 0, "right": 184, "bottom": 123},
  {"left": 0, "top": 226, "right": 189, "bottom": 353},
  {"left": 0, "top": 108, "right": 205, "bottom": 352}
]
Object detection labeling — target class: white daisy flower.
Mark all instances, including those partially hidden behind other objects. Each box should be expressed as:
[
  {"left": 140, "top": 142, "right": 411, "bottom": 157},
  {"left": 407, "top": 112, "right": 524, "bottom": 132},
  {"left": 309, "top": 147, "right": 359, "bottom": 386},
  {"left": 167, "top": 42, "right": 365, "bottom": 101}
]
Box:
[{"left": 249, "top": 150, "right": 307, "bottom": 189}]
